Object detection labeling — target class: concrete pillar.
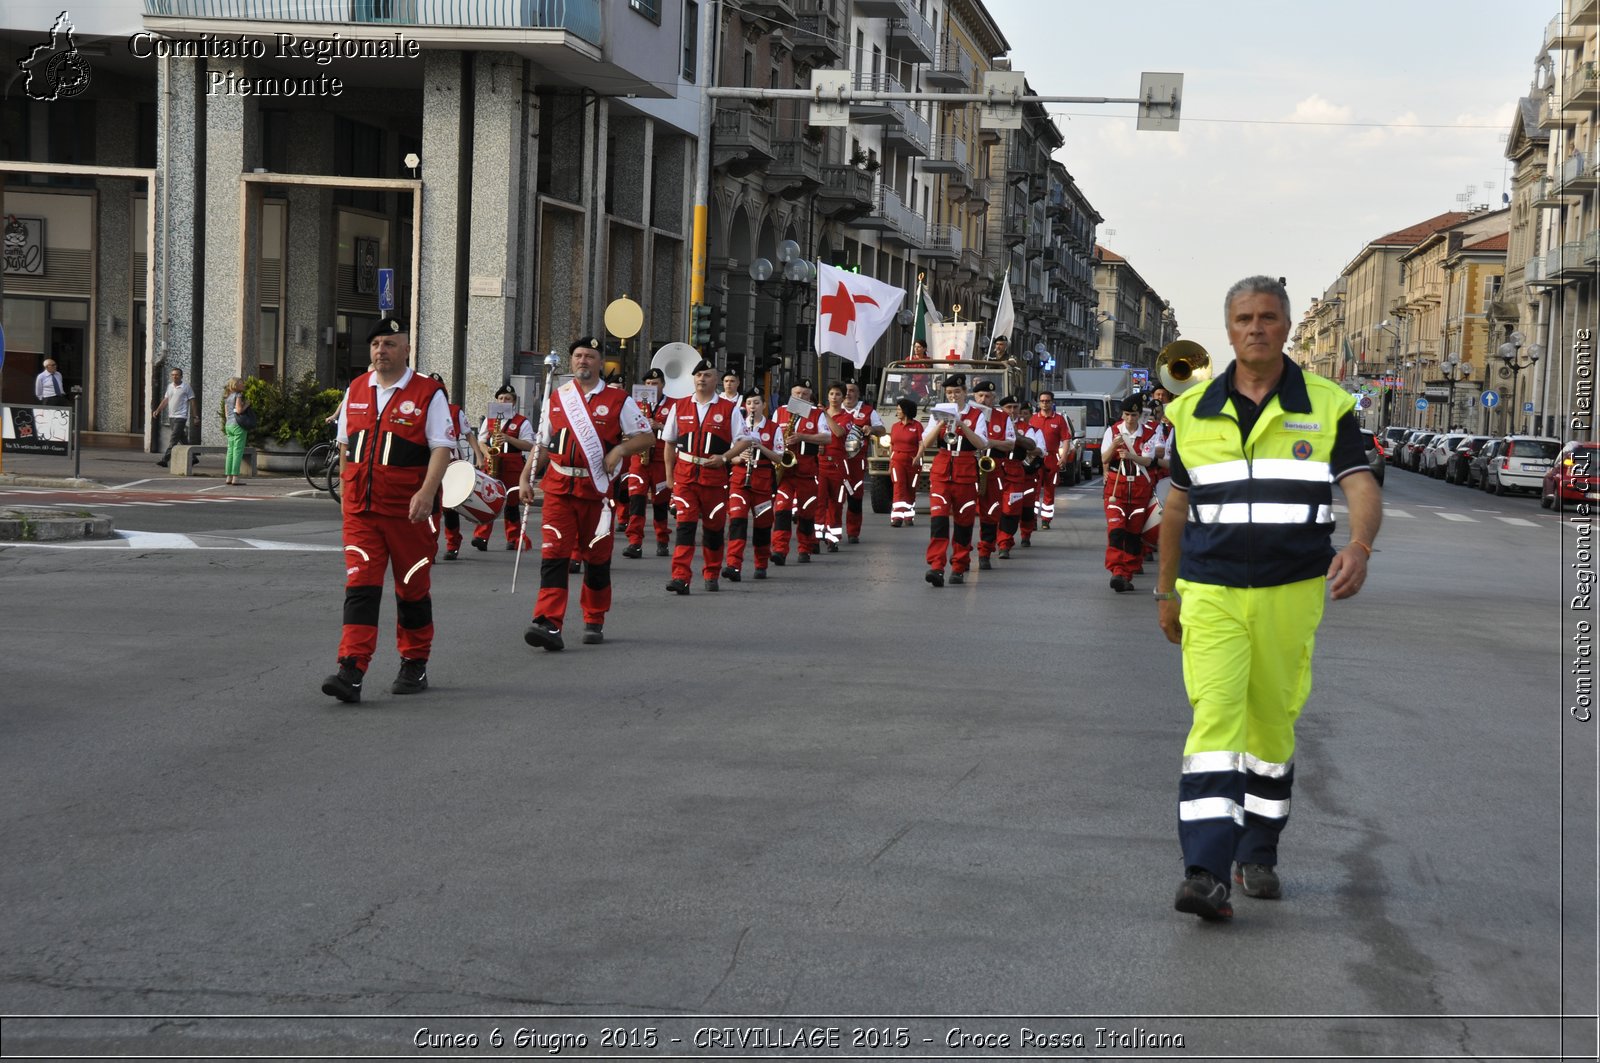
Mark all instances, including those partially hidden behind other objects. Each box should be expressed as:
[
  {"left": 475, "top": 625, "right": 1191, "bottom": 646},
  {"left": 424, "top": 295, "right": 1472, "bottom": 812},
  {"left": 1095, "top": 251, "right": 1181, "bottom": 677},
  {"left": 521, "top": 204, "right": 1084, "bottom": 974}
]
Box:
[
  {"left": 200, "top": 58, "right": 261, "bottom": 439},
  {"left": 463, "top": 52, "right": 525, "bottom": 412},
  {"left": 284, "top": 112, "right": 337, "bottom": 386},
  {"left": 156, "top": 57, "right": 204, "bottom": 435},
  {"left": 419, "top": 51, "right": 466, "bottom": 401},
  {"left": 94, "top": 99, "right": 138, "bottom": 435}
]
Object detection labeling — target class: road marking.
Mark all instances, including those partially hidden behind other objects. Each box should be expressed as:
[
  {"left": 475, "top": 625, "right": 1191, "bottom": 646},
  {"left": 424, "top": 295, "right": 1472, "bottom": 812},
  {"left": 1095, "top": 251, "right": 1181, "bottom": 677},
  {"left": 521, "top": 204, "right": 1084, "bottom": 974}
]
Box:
[
  {"left": 1497, "top": 517, "right": 1540, "bottom": 527},
  {"left": 1436, "top": 512, "right": 1476, "bottom": 522},
  {"left": 122, "top": 531, "right": 197, "bottom": 548},
  {"left": 8, "top": 531, "right": 339, "bottom": 551}
]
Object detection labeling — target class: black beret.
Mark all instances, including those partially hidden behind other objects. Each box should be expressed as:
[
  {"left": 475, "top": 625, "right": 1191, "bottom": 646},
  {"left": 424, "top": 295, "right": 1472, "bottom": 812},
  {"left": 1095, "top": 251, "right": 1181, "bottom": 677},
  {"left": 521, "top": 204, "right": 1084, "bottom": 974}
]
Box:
[
  {"left": 692, "top": 358, "right": 716, "bottom": 374},
  {"left": 794, "top": 378, "right": 814, "bottom": 392},
  {"left": 644, "top": 367, "right": 665, "bottom": 381},
  {"left": 971, "top": 379, "right": 995, "bottom": 393},
  {"left": 366, "top": 317, "right": 407, "bottom": 343},
  {"left": 496, "top": 381, "right": 517, "bottom": 399},
  {"left": 569, "top": 336, "right": 603, "bottom": 354},
  {"left": 999, "top": 394, "right": 1020, "bottom": 406},
  {"left": 1121, "top": 395, "right": 1144, "bottom": 414},
  {"left": 943, "top": 373, "right": 967, "bottom": 388},
  {"left": 741, "top": 388, "right": 763, "bottom": 401}
]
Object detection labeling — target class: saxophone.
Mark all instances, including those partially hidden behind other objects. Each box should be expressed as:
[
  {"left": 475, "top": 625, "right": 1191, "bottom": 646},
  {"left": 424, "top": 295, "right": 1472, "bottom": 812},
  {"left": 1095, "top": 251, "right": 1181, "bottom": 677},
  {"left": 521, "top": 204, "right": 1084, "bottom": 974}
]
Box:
[{"left": 484, "top": 417, "right": 502, "bottom": 478}]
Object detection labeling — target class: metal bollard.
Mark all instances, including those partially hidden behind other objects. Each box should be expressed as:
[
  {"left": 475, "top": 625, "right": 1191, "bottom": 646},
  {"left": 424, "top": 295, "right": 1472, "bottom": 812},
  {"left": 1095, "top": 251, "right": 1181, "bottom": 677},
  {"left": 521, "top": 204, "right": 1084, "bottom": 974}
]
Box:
[{"left": 71, "top": 386, "right": 83, "bottom": 480}]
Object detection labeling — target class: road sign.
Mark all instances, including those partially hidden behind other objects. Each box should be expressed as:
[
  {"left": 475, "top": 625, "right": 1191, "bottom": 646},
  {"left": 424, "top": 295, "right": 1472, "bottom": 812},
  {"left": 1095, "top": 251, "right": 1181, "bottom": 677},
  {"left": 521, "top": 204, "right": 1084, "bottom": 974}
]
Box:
[
  {"left": 1481, "top": 390, "right": 1500, "bottom": 409},
  {"left": 1356, "top": 395, "right": 1372, "bottom": 410},
  {"left": 1415, "top": 398, "right": 1428, "bottom": 411},
  {"left": 378, "top": 268, "right": 394, "bottom": 313},
  {"left": 1524, "top": 401, "right": 1535, "bottom": 413}
]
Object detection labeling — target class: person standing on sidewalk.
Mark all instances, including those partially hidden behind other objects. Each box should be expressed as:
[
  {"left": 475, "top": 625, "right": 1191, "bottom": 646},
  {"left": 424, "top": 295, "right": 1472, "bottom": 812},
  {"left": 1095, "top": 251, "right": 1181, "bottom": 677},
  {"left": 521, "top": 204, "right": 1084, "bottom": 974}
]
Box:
[
  {"left": 321, "top": 318, "right": 455, "bottom": 702},
  {"left": 1158, "top": 275, "right": 1380, "bottom": 922},
  {"left": 222, "top": 377, "right": 251, "bottom": 487},
  {"left": 34, "top": 359, "right": 66, "bottom": 406},
  {"left": 153, "top": 367, "right": 197, "bottom": 468}
]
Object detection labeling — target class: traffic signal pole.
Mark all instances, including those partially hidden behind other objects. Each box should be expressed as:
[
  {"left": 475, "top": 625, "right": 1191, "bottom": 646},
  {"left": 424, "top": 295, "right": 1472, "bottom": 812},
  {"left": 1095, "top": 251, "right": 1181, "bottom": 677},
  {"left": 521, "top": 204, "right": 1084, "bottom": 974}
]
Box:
[{"left": 688, "top": 0, "right": 717, "bottom": 320}]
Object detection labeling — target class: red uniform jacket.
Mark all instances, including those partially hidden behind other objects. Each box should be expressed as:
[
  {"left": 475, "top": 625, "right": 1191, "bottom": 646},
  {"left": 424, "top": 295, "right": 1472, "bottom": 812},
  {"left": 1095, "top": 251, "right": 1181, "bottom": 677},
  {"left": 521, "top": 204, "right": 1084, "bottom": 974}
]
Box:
[
  {"left": 739, "top": 418, "right": 781, "bottom": 496},
  {"left": 484, "top": 413, "right": 530, "bottom": 483},
  {"left": 342, "top": 372, "right": 444, "bottom": 517},
  {"left": 889, "top": 420, "right": 923, "bottom": 458},
  {"left": 778, "top": 409, "right": 824, "bottom": 477},
  {"left": 929, "top": 404, "right": 986, "bottom": 485},
  {"left": 1028, "top": 411, "right": 1071, "bottom": 469},
  {"left": 540, "top": 383, "right": 631, "bottom": 502},
  {"left": 670, "top": 395, "right": 738, "bottom": 487}
]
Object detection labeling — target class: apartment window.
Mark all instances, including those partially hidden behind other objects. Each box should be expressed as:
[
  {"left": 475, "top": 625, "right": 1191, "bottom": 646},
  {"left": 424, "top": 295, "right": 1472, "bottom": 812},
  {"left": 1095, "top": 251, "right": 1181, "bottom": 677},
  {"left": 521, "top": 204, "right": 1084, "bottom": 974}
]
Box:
[
  {"left": 630, "top": 0, "right": 660, "bottom": 22},
  {"left": 681, "top": 0, "right": 698, "bottom": 82},
  {"left": 1485, "top": 274, "right": 1503, "bottom": 303},
  {"left": 743, "top": 47, "right": 755, "bottom": 88},
  {"left": 855, "top": 30, "right": 864, "bottom": 73}
]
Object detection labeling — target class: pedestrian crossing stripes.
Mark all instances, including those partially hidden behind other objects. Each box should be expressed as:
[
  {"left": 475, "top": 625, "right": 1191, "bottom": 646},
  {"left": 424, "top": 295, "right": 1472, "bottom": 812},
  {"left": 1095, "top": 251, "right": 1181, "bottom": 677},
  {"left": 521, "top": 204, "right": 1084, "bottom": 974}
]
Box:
[
  {"left": 8, "top": 530, "right": 339, "bottom": 551},
  {"left": 0, "top": 493, "right": 263, "bottom": 508},
  {"left": 1332, "top": 504, "right": 1543, "bottom": 527}
]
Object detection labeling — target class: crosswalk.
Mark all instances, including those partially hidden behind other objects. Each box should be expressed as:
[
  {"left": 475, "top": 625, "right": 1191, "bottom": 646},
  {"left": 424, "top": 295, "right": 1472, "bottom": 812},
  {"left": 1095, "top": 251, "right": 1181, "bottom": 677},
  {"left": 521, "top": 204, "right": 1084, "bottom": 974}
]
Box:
[
  {"left": 1332, "top": 504, "right": 1541, "bottom": 527},
  {"left": 9, "top": 530, "right": 338, "bottom": 551},
  {"left": 0, "top": 489, "right": 267, "bottom": 509}
]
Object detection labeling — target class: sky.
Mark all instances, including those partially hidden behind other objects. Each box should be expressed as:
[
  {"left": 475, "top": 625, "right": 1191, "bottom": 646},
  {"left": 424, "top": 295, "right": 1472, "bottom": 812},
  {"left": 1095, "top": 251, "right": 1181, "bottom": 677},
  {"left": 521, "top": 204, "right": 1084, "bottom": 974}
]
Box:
[{"left": 983, "top": 0, "right": 1544, "bottom": 354}]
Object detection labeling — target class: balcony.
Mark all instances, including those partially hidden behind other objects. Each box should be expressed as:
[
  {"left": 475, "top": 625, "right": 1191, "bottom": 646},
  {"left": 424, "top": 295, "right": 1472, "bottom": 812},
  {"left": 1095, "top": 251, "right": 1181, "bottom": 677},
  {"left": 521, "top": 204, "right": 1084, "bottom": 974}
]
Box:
[
  {"left": 1415, "top": 279, "right": 1442, "bottom": 305},
  {"left": 1001, "top": 214, "right": 1027, "bottom": 248},
  {"left": 1524, "top": 255, "right": 1548, "bottom": 287},
  {"left": 853, "top": 0, "right": 903, "bottom": 15},
  {"left": 765, "top": 138, "right": 823, "bottom": 199},
  {"left": 923, "top": 45, "right": 973, "bottom": 90},
  {"left": 1546, "top": 11, "right": 1587, "bottom": 48},
  {"left": 881, "top": 110, "right": 931, "bottom": 156},
  {"left": 1555, "top": 151, "right": 1600, "bottom": 198},
  {"left": 816, "top": 164, "right": 874, "bottom": 221},
  {"left": 1024, "top": 232, "right": 1045, "bottom": 259},
  {"left": 1538, "top": 92, "right": 1576, "bottom": 131},
  {"left": 741, "top": 0, "right": 794, "bottom": 19},
  {"left": 886, "top": 12, "right": 934, "bottom": 62},
  {"left": 712, "top": 103, "right": 773, "bottom": 176},
  {"left": 792, "top": 0, "right": 843, "bottom": 65},
  {"left": 964, "top": 178, "right": 990, "bottom": 205},
  {"left": 859, "top": 181, "right": 926, "bottom": 247},
  {"left": 851, "top": 72, "right": 930, "bottom": 156},
  {"left": 920, "top": 223, "right": 963, "bottom": 261},
  {"left": 960, "top": 246, "right": 983, "bottom": 278},
  {"left": 1562, "top": 63, "right": 1600, "bottom": 112},
  {"left": 1531, "top": 174, "right": 1575, "bottom": 208},
  {"left": 922, "top": 133, "right": 970, "bottom": 181}
]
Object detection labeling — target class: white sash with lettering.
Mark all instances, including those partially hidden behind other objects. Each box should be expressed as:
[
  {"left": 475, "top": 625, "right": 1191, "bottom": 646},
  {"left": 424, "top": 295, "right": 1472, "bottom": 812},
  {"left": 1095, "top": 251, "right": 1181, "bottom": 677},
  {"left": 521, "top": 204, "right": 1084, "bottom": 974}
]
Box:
[{"left": 558, "top": 381, "right": 612, "bottom": 495}]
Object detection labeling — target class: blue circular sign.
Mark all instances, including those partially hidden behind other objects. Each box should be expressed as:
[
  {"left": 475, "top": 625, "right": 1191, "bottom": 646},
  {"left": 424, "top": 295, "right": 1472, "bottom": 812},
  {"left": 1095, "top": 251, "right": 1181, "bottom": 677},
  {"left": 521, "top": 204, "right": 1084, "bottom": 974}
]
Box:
[
  {"left": 1415, "top": 398, "right": 1429, "bottom": 411},
  {"left": 1481, "top": 390, "right": 1500, "bottom": 409}
]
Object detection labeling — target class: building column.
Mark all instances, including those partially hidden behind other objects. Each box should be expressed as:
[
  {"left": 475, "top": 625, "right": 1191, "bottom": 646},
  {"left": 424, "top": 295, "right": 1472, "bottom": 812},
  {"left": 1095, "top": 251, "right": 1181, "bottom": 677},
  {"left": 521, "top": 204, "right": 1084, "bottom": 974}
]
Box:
[
  {"left": 94, "top": 99, "right": 138, "bottom": 435},
  {"left": 419, "top": 50, "right": 467, "bottom": 397},
  {"left": 463, "top": 52, "right": 527, "bottom": 409},
  {"left": 155, "top": 56, "right": 203, "bottom": 436},
  {"left": 284, "top": 112, "right": 337, "bottom": 386}
]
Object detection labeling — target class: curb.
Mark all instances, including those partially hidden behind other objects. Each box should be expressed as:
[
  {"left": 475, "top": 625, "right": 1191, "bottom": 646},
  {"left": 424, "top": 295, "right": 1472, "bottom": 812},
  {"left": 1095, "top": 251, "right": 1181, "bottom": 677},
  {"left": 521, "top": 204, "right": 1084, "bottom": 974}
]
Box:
[
  {"left": 0, "top": 474, "right": 105, "bottom": 490},
  {"left": 0, "top": 505, "right": 115, "bottom": 542}
]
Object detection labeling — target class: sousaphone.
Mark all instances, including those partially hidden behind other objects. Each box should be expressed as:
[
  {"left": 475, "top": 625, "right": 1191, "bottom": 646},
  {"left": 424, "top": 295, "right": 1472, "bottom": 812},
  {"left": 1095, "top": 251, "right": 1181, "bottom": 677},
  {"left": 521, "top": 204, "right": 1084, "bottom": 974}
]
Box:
[
  {"left": 649, "top": 342, "right": 699, "bottom": 400},
  {"left": 1156, "top": 340, "right": 1212, "bottom": 394}
]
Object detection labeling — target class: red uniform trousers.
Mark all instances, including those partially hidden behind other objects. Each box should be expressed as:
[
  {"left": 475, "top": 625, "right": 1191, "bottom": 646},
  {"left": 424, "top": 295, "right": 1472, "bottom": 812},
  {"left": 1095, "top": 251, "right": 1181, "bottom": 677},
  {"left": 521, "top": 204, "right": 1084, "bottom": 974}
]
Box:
[
  {"left": 890, "top": 455, "right": 919, "bottom": 524},
  {"left": 926, "top": 472, "right": 978, "bottom": 574},
  {"left": 340, "top": 508, "right": 438, "bottom": 669},
  {"left": 976, "top": 472, "right": 1003, "bottom": 558},
  {"left": 671, "top": 478, "right": 729, "bottom": 582},
  {"left": 725, "top": 478, "right": 775, "bottom": 573},
  {"left": 1036, "top": 458, "right": 1061, "bottom": 524},
  {"left": 474, "top": 461, "right": 532, "bottom": 549},
  {"left": 997, "top": 468, "right": 1038, "bottom": 551},
  {"left": 817, "top": 456, "right": 846, "bottom": 545},
  {"left": 625, "top": 458, "right": 670, "bottom": 547},
  {"left": 441, "top": 504, "right": 463, "bottom": 553},
  {"left": 772, "top": 473, "right": 819, "bottom": 558},
  {"left": 1103, "top": 468, "right": 1154, "bottom": 580},
  {"left": 535, "top": 489, "right": 616, "bottom": 630},
  {"left": 842, "top": 454, "right": 867, "bottom": 539}
]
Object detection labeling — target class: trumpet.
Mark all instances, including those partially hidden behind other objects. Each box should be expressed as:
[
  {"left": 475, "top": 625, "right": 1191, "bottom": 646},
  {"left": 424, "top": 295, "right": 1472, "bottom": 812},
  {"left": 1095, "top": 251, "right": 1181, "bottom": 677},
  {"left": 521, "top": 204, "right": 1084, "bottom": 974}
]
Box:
[{"left": 1156, "top": 339, "right": 1212, "bottom": 394}]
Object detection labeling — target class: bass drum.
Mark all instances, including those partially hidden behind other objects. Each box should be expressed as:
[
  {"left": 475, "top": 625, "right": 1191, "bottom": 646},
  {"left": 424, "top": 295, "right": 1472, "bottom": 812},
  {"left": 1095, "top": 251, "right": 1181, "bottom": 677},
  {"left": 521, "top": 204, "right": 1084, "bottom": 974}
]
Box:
[{"left": 440, "top": 460, "right": 507, "bottom": 523}]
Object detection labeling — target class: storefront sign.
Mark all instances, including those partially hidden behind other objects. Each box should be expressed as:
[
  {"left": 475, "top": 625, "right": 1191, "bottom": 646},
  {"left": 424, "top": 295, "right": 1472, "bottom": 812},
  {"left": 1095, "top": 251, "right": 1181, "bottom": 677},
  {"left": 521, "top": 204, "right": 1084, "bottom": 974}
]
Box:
[
  {"left": 1, "top": 404, "right": 71, "bottom": 454},
  {"left": 2, "top": 215, "right": 45, "bottom": 276}
]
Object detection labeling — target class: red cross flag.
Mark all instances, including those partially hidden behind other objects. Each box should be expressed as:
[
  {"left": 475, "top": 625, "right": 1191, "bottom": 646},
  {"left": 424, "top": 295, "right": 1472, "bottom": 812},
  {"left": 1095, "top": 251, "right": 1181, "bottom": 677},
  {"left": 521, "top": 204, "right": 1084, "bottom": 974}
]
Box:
[{"left": 814, "top": 262, "right": 906, "bottom": 369}]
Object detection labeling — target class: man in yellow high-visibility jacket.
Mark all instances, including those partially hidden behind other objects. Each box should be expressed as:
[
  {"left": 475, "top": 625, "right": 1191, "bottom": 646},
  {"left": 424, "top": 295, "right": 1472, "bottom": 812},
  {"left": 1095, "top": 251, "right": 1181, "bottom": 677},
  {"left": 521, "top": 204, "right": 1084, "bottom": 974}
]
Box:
[{"left": 1156, "top": 276, "right": 1382, "bottom": 922}]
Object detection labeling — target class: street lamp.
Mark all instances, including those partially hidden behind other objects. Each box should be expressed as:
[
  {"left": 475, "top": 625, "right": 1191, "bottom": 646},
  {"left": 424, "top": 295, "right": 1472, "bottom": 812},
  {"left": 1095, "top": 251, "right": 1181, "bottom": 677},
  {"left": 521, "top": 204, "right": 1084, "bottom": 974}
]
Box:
[
  {"left": 1438, "top": 356, "right": 1471, "bottom": 432},
  {"left": 1497, "top": 331, "right": 1542, "bottom": 435},
  {"left": 1375, "top": 318, "right": 1402, "bottom": 426}
]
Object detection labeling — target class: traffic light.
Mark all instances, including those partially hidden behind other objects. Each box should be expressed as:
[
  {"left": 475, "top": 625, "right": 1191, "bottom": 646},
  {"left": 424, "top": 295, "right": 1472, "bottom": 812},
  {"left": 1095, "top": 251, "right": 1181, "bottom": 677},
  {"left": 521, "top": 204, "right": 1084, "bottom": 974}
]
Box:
[
  {"left": 758, "top": 330, "right": 783, "bottom": 371},
  {"left": 690, "top": 303, "right": 712, "bottom": 346},
  {"left": 709, "top": 305, "right": 726, "bottom": 351}
]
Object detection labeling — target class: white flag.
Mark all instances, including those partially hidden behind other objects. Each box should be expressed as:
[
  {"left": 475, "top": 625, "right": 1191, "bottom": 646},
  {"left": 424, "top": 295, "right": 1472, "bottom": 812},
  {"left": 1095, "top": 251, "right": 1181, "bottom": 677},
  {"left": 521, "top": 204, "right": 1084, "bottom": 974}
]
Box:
[
  {"left": 815, "top": 262, "right": 906, "bottom": 368},
  {"left": 991, "top": 272, "right": 1015, "bottom": 350},
  {"left": 928, "top": 320, "right": 979, "bottom": 361}
]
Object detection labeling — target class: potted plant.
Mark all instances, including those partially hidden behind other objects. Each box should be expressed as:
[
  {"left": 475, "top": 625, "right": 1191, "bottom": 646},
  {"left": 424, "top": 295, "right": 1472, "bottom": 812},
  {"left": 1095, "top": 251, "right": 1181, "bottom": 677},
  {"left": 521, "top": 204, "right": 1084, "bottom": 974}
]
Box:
[{"left": 240, "top": 372, "right": 344, "bottom": 472}]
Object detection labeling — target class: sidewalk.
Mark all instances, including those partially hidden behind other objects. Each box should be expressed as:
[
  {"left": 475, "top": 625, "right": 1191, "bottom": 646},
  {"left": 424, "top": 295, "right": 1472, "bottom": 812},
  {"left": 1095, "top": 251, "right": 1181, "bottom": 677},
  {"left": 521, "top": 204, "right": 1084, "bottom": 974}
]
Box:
[{"left": 0, "top": 444, "right": 313, "bottom": 497}]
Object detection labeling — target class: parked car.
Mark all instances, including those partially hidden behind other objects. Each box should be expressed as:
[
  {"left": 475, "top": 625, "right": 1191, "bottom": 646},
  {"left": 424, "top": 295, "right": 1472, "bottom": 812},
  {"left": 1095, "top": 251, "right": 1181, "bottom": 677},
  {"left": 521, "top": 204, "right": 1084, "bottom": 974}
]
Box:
[
  {"left": 1443, "top": 435, "right": 1494, "bottom": 485},
  {"left": 1483, "top": 435, "right": 1562, "bottom": 495},
  {"left": 1422, "top": 433, "right": 1469, "bottom": 479},
  {"left": 1381, "top": 425, "right": 1412, "bottom": 457},
  {"left": 1542, "top": 441, "right": 1600, "bottom": 509},
  {"left": 1401, "top": 431, "right": 1439, "bottom": 472},
  {"left": 1467, "top": 438, "right": 1506, "bottom": 489},
  {"left": 1358, "top": 428, "right": 1385, "bottom": 485}
]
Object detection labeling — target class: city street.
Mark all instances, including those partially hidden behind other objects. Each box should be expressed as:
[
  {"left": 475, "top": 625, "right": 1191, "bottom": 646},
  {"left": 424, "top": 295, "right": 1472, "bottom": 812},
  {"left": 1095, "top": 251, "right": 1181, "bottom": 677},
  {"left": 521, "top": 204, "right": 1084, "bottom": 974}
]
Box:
[{"left": 0, "top": 467, "right": 1593, "bottom": 1059}]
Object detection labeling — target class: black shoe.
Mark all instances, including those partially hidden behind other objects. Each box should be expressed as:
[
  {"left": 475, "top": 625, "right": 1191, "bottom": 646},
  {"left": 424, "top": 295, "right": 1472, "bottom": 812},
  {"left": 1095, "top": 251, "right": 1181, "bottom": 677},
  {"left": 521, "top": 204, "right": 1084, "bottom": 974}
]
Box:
[
  {"left": 442, "top": 549, "right": 459, "bottom": 561},
  {"left": 581, "top": 623, "right": 604, "bottom": 645},
  {"left": 797, "top": 551, "right": 811, "bottom": 564},
  {"left": 471, "top": 537, "right": 488, "bottom": 552},
  {"left": 1020, "top": 538, "right": 1031, "bottom": 547},
  {"left": 825, "top": 542, "right": 839, "bottom": 553},
  {"left": 622, "top": 543, "right": 643, "bottom": 559},
  {"left": 666, "top": 578, "right": 691, "bottom": 595},
  {"left": 1041, "top": 519, "right": 1052, "bottom": 529},
  {"left": 523, "top": 619, "right": 564, "bottom": 652},
  {"left": 721, "top": 566, "right": 740, "bottom": 582},
  {"left": 703, "top": 578, "right": 719, "bottom": 592},
  {"left": 1175, "top": 869, "right": 1233, "bottom": 921},
  {"left": 848, "top": 536, "right": 860, "bottom": 544},
  {"left": 891, "top": 519, "right": 902, "bottom": 528},
  {"left": 569, "top": 558, "right": 582, "bottom": 572},
  {"left": 771, "top": 554, "right": 786, "bottom": 566},
  {"left": 1110, "top": 576, "right": 1132, "bottom": 592},
  {"left": 950, "top": 571, "right": 966, "bottom": 584},
  {"left": 391, "top": 657, "right": 428, "bottom": 695},
  {"left": 978, "top": 556, "right": 992, "bottom": 570},
  {"left": 998, "top": 548, "right": 1011, "bottom": 559},
  {"left": 656, "top": 542, "right": 670, "bottom": 557},
  {"left": 925, "top": 568, "right": 944, "bottom": 588},
  {"left": 1234, "top": 863, "right": 1282, "bottom": 899},
  {"left": 156, "top": 459, "right": 168, "bottom": 468},
  {"left": 321, "top": 658, "right": 363, "bottom": 703},
  {"left": 753, "top": 568, "right": 768, "bottom": 580}
]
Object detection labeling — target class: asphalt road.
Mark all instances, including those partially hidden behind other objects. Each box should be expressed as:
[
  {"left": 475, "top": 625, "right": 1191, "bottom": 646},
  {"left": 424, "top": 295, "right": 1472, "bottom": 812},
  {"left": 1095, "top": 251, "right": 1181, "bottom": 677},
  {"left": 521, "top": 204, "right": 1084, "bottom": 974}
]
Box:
[{"left": 0, "top": 467, "right": 1593, "bottom": 1060}]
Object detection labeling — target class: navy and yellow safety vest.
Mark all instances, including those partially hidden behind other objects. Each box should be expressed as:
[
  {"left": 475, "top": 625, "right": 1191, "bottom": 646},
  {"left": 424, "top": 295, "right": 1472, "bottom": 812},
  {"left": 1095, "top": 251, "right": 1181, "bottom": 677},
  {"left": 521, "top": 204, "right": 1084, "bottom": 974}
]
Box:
[{"left": 1167, "top": 357, "right": 1354, "bottom": 588}]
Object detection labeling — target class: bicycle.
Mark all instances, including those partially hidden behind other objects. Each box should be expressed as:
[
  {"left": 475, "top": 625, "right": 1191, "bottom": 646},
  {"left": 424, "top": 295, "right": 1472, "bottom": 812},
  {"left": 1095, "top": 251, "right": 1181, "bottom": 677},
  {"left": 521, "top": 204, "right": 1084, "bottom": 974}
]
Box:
[{"left": 304, "top": 432, "right": 341, "bottom": 502}]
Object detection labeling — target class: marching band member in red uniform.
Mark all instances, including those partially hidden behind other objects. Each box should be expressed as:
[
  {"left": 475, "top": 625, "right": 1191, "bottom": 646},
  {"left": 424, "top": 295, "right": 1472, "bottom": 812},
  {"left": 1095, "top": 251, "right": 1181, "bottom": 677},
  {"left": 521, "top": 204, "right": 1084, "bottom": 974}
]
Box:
[
  {"left": 888, "top": 398, "right": 922, "bottom": 527},
  {"left": 970, "top": 380, "right": 1016, "bottom": 570},
  {"left": 472, "top": 382, "right": 535, "bottom": 552},
  {"left": 622, "top": 366, "right": 673, "bottom": 560},
  {"left": 817, "top": 382, "right": 849, "bottom": 552},
  {"left": 433, "top": 374, "right": 485, "bottom": 562},
  {"left": 840, "top": 381, "right": 883, "bottom": 543},
  {"left": 521, "top": 338, "right": 653, "bottom": 651},
  {"left": 1028, "top": 390, "right": 1074, "bottom": 531},
  {"left": 997, "top": 396, "right": 1045, "bottom": 557},
  {"left": 661, "top": 359, "right": 749, "bottom": 594},
  {"left": 723, "top": 390, "right": 782, "bottom": 583},
  {"left": 322, "top": 318, "right": 455, "bottom": 703},
  {"left": 771, "top": 379, "right": 830, "bottom": 565},
  {"left": 1101, "top": 395, "right": 1157, "bottom": 593},
  {"left": 917, "top": 373, "right": 987, "bottom": 587}
]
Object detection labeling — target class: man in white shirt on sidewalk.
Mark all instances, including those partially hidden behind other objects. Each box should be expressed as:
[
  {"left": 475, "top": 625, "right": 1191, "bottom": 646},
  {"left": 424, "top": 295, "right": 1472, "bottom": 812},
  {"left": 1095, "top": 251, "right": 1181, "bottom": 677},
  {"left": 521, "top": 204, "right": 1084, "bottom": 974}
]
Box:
[{"left": 153, "top": 367, "right": 197, "bottom": 468}]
